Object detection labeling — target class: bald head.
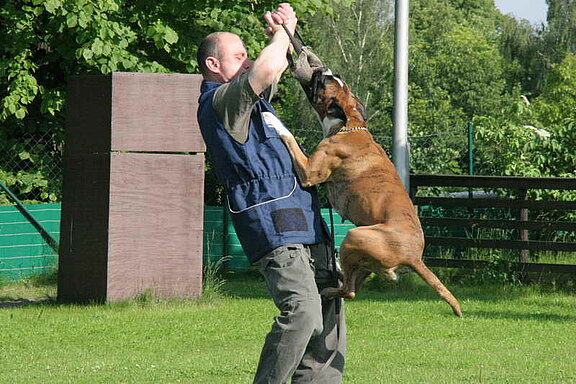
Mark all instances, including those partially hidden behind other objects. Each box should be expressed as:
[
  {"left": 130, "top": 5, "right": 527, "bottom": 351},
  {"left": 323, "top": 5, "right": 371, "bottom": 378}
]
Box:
[
  {"left": 197, "top": 32, "right": 251, "bottom": 82},
  {"left": 197, "top": 32, "right": 226, "bottom": 76}
]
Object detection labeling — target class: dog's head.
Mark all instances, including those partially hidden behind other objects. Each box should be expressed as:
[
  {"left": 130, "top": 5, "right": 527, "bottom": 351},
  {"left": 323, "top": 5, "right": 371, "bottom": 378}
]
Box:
[{"left": 301, "top": 67, "right": 366, "bottom": 136}]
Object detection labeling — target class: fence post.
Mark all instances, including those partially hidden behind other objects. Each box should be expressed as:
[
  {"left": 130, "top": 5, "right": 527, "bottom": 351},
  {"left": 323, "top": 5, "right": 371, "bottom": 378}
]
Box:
[
  {"left": 409, "top": 183, "right": 419, "bottom": 220},
  {"left": 467, "top": 121, "right": 474, "bottom": 199},
  {"left": 393, "top": 0, "right": 410, "bottom": 191},
  {"left": 222, "top": 202, "right": 229, "bottom": 269},
  {"left": 518, "top": 188, "right": 529, "bottom": 280},
  {"left": 409, "top": 183, "right": 418, "bottom": 200}
]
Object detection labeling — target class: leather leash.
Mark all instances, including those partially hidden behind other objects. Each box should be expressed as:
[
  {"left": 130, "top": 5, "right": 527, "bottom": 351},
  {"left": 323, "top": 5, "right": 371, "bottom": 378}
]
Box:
[
  {"left": 279, "top": 24, "right": 339, "bottom": 296},
  {"left": 280, "top": 24, "right": 305, "bottom": 56},
  {"left": 280, "top": 23, "right": 344, "bottom": 374}
]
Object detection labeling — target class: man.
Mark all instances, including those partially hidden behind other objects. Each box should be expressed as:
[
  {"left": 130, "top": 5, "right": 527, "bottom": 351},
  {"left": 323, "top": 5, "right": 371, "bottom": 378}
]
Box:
[{"left": 196, "top": 3, "right": 345, "bottom": 383}]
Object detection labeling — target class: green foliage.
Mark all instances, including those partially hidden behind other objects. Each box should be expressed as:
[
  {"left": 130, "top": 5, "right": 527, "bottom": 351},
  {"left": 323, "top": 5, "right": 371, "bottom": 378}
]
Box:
[
  {"left": 0, "top": 128, "right": 61, "bottom": 203},
  {"left": 2, "top": 0, "right": 576, "bottom": 204},
  {"left": 473, "top": 54, "right": 576, "bottom": 182},
  {"left": 18, "top": 269, "right": 58, "bottom": 288},
  {"left": 432, "top": 25, "right": 506, "bottom": 117},
  {"left": 534, "top": 54, "right": 576, "bottom": 126},
  {"left": 278, "top": 0, "right": 395, "bottom": 150},
  {"left": 202, "top": 256, "right": 231, "bottom": 301},
  {"left": 547, "top": 0, "right": 576, "bottom": 55},
  {"left": 0, "top": 0, "right": 338, "bottom": 203},
  {"left": 499, "top": 15, "right": 549, "bottom": 95}
]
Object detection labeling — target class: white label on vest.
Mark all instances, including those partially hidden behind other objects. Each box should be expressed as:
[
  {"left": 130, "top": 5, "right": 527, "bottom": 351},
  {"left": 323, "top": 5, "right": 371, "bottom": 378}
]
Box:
[{"left": 262, "top": 112, "right": 293, "bottom": 138}]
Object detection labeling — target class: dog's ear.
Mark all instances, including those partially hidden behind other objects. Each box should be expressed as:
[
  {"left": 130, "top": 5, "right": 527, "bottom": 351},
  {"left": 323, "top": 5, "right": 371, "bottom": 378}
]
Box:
[{"left": 353, "top": 95, "right": 367, "bottom": 120}]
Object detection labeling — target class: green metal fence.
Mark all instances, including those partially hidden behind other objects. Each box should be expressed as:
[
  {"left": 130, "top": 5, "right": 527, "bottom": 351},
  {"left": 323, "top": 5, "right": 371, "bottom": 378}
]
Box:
[
  {"left": 204, "top": 206, "right": 355, "bottom": 271},
  {"left": 0, "top": 204, "right": 355, "bottom": 280},
  {"left": 0, "top": 203, "right": 60, "bottom": 280}
]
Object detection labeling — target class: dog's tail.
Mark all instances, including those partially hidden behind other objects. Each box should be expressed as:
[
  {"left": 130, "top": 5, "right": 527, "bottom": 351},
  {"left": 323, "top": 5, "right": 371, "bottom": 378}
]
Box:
[{"left": 409, "top": 259, "right": 463, "bottom": 317}]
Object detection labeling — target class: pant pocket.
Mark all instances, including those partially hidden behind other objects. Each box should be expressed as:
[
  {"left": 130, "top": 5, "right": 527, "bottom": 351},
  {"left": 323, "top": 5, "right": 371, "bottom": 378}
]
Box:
[{"left": 260, "top": 246, "right": 319, "bottom": 310}]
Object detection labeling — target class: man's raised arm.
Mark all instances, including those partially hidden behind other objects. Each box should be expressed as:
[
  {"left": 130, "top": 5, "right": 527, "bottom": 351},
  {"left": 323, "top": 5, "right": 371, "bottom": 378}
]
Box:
[{"left": 249, "top": 3, "right": 297, "bottom": 95}]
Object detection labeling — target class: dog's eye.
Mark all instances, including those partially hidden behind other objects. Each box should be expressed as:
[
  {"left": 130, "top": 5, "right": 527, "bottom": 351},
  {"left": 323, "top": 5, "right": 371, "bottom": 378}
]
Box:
[
  {"left": 329, "top": 76, "right": 345, "bottom": 88},
  {"left": 328, "top": 98, "right": 345, "bottom": 119}
]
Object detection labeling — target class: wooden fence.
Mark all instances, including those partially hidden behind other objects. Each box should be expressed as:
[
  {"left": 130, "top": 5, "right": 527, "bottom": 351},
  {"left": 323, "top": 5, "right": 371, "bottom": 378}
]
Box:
[
  {"left": 410, "top": 174, "right": 576, "bottom": 274},
  {"left": 7, "top": 175, "right": 572, "bottom": 280}
]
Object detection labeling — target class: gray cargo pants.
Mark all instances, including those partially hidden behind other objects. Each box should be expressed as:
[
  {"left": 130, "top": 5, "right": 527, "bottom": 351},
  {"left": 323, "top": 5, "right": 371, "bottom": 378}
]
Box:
[{"left": 253, "top": 243, "right": 346, "bottom": 384}]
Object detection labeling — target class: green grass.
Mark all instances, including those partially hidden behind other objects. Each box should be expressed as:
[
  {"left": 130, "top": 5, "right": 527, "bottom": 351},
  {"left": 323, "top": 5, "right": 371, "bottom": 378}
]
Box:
[{"left": 1, "top": 272, "right": 575, "bottom": 383}]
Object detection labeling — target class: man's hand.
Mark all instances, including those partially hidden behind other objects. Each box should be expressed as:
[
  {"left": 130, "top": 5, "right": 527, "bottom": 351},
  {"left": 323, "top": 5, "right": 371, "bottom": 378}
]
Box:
[
  {"left": 264, "top": 3, "right": 297, "bottom": 35},
  {"left": 249, "top": 3, "right": 297, "bottom": 95}
]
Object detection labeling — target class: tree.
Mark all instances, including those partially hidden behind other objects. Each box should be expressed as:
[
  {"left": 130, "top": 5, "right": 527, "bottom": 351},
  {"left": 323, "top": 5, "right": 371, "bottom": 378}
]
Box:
[
  {"left": 0, "top": 0, "right": 338, "bottom": 202},
  {"left": 405, "top": 0, "right": 514, "bottom": 174},
  {"left": 473, "top": 54, "right": 576, "bottom": 179},
  {"left": 498, "top": 15, "right": 549, "bottom": 96},
  {"left": 2, "top": 0, "right": 574, "bottom": 204},
  {"left": 532, "top": 54, "right": 576, "bottom": 177},
  {"left": 278, "top": 0, "right": 394, "bottom": 149},
  {"left": 534, "top": 54, "right": 576, "bottom": 126},
  {"left": 547, "top": 0, "right": 576, "bottom": 55},
  {"left": 281, "top": 0, "right": 532, "bottom": 176}
]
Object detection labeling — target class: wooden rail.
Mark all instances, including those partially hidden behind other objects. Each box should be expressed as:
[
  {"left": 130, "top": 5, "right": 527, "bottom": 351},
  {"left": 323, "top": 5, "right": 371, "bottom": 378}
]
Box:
[{"left": 410, "top": 174, "right": 576, "bottom": 274}]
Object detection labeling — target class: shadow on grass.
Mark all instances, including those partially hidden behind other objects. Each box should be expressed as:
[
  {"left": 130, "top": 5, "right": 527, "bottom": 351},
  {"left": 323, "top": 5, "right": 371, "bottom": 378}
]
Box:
[
  {"left": 222, "top": 271, "right": 544, "bottom": 302},
  {"left": 223, "top": 271, "right": 576, "bottom": 311},
  {"left": 0, "top": 297, "right": 55, "bottom": 309},
  {"left": 0, "top": 272, "right": 58, "bottom": 309},
  {"left": 222, "top": 273, "right": 576, "bottom": 323},
  {"left": 466, "top": 310, "right": 576, "bottom": 322},
  {"left": 3, "top": 270, "right": 572, "bottom": 321}
]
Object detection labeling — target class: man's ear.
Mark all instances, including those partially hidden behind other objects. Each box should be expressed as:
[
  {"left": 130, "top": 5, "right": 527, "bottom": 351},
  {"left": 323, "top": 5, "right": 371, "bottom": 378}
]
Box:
[{"left": 205, "top": 57, "right": 220, "bottom": 73}]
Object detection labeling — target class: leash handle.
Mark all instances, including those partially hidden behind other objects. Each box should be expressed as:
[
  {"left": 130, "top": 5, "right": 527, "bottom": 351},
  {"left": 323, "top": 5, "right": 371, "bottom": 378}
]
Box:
[
  {"left": 328, "top": 205, "right": 341, "bottom": 310},
  {"left": 294, "top": 29, "right": 307, "bottom": 47}
]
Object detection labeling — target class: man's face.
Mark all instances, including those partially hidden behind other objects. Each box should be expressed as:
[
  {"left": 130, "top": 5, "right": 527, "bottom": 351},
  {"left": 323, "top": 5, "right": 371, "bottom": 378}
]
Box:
[{"left": 214, "top": 33, "right": 252, "bottom": 82}]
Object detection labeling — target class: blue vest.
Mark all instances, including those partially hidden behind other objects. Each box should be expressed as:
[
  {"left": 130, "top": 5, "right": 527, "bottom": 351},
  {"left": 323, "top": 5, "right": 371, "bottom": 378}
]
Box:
[{"left": 198, "top": 80, "right": 329, "bottom": 263}]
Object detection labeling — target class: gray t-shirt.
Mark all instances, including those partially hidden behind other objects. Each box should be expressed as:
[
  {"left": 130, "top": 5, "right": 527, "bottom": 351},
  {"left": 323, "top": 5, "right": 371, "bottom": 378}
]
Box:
[{"left": 212, "top": 70, "right": 276, "bottom": 143}]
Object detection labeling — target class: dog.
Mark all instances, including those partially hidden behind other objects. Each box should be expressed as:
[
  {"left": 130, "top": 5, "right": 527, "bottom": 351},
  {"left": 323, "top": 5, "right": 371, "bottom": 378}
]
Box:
[{"left": 270, "top": 67, "right": 462, "bottom": 317}]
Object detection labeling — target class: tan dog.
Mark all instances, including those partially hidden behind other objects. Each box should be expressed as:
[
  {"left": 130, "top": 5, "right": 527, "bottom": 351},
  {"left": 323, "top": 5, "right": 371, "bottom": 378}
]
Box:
[{"left": 272, "top": 67, "right": 462, "bottom": 317}]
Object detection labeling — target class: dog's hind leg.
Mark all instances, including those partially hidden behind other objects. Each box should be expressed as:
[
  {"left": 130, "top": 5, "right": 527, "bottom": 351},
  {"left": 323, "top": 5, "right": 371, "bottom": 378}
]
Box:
[
  {"left": 321, "top": 227, "right": 375, "bottom": 299},
  {"left": 353, "top": 268, "right": 372, "bottom": 293},
  {"left": 408, "top": 258, "right": 462, "bottom": 317}
]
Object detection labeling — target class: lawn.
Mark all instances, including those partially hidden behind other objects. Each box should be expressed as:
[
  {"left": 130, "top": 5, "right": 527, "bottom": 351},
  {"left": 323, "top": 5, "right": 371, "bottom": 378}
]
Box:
[{"left": 1, "top": 272, "right": 575, "bottom": 383}]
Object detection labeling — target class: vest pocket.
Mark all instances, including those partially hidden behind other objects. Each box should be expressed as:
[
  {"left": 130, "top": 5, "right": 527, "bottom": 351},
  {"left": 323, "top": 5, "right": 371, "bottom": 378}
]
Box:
[
  {"left": 227, "top": 176, "right": 297, "bottom": 213},
  {"left": 271, "top": 208, "right": 309, "bottom": 233}
]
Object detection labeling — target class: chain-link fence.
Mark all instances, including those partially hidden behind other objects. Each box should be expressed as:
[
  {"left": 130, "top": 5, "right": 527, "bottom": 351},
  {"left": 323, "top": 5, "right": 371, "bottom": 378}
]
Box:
[
  {"left": 0, "top": 121, "right": 474, "bottom": 208},
  {"left": 2, "top": 118, "right": 572, "bottom": 279},
  {"left": 203, "top": 123, "right": 474, "bottom": 208},
  {"left": 0, "top": 130, "right": 63, "bottom": 280},
  {"left": 0, "top": 130, "right": 63, "bottom": 205}
]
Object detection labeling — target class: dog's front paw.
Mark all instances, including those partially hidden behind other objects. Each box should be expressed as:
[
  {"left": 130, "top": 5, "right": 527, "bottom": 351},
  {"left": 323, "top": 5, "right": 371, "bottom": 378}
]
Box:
[
  {"left": 320, "top": 287, "right": 338, "bottom": 297},
  {"left": 262, "top": 112, "right": 293, "bottom": 138},
  {"left": 321, "top": 287, "right": 356, "bottom": 300}
]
